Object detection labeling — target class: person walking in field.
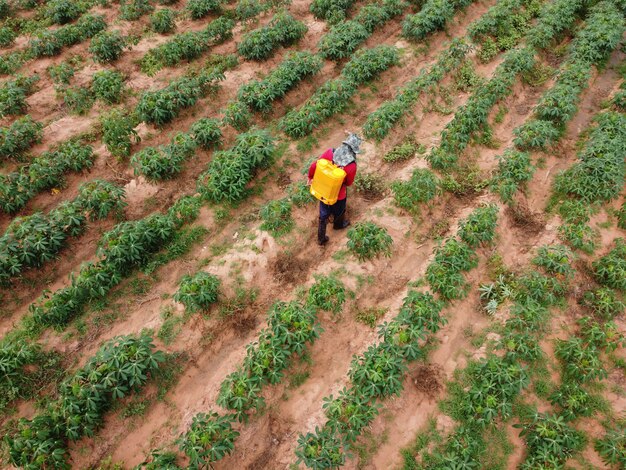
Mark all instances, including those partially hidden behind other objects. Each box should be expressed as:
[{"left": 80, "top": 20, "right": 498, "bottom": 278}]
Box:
[{"left": 308, "top": 133, "right": 361, "bottom": 246}]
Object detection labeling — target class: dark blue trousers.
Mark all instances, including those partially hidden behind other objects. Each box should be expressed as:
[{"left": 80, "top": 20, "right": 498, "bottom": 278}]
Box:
[{"left": 319, "top": 198, "right": 347, "bottom": 223}]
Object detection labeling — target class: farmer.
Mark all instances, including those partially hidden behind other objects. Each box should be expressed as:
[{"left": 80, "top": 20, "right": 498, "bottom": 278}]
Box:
[{"left": 308, "top": 133, "right": 361, "bottom": 245}]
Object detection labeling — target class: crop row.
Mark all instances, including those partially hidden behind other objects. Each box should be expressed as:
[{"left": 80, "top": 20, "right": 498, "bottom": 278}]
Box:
[
  {"left": 492, "top": 1, "right": 625, "bottom": 204},
  {"left": 0, "top": 179, "right": 125, "bottom": 285},
  {"left": 280, "top": 45, "right": 399, "bottom": 138},
  {"left": 426, "top": 0, "right": 596, "bottom": 171},
  {"left": 318, "top": 0, "right": 406, "bottom": 61},
  {"left": 6, "top": 334, "right": 165, "bottom": 469},
  {"left": 141, "top": 17, "right": 234, "bottom": 73},
  {"left": 0, "top": 139, "right": 95, "bottom": 214},
  {"left": 136, "top": 276, "right": 339, "bottom": 468},
  {"left": 310, "top": 0, "right": 357, "bottom": 24},
  {"left": 513, "top": 0, "right": 624, "bottom": 151},
  {"left": 0, "top": 115, "right": 43, "bottom": 160},
  {"left": 237, "top": 11, "right": 307, "bottom": 61},
  {"left": 362, "top": 38, "right": 470, "bottom": 141},
  {"left": 0, "top": 74, "right": 39, "bottom": 118},
  {"left": 402, "top": 0, "right": 475, "bottom": 42},
  {"left": 468, "top": 0, "right": 542, "bottom": 62},
  {"left": 552, "top": 110, "right": 626, "bottom": 252},
  {"left": 135, "top": 57, "right": 234, "bottom": 126},
  {"left": 413, "top": 245, "right": 576, "bottom": 467},
  {"left": 296, "top": 205, "right": 498, "bottom": 468}
]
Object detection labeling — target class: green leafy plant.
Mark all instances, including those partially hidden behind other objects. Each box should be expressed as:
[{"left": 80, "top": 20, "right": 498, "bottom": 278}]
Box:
[
  {"left": 46, "top": 0, "right": 85, "bottom": 24},
  {"left": 426, "top": 237, "right": 478, "bottom": 300},
  {"left": 288, "top": 180, "right": 315, "bottom": 207},
  {"left": 101, "top": 109, "right": 140, "bottom": 158},
  {"left": 0, "top": 115, "right": 43, "bottom": 161},
  {"left": 403, "top": 0, "right": 474, "bottom": 42},
  {"left": 307, "top": 274, "right": 346, "bottom": 314},
  {"left": 491, "top": 150, "right": 535, "bottom": 202},
  {"left": 0, "top": 74, "right": 40, "bottom": 118},
  {"left": 391, "top": 169, "right": 439, "bottom": 213},
  {"left": 89, "top": 30, "right": 126, "bottom": 63},
  {"left": 354, "top": 172, "right": 386, "bottom": 200},
  {"left": 59, "top": 85, "right": 94, "bottom": 115},
  {"left": 151, "top": 8, "right": 176, "bottom": 34},
  {"left": 310, "top": 0, "right": 356, "bottom": 23},
  {"left": 238, "top": 51, "right": 323, "bottom": 113},
  {"left": 458, "top": 204, "right": 499, "bottom": 248},
  {"left": 131, "top": 132, "right": 197, "bottom": 181},
  {"left": 0, "top": 139, "right": 95, "bottom": 214},
  {"left": 187, "top": 0, "right": 221, "bottom": 19},
  {"left": 236, "top": 0, "right": 264, "bottom": 21},
  {"left": 296, "top": 427, "right": 346, "bottom": 469},
  {"left": 190, "top": 117, "right": 222, "bottom": 149},
  {"left": 174, "top": 271, "right": 221, "bottom": 312},
  {"left": 237, "top": 12, "right": 307, "bottom": 61},
  {"left": 179, "top": 412, "right": 239, "bottom": 467},
  {"left": 47, "top": 62, "right": 75, "bottom": 84},
  {"left": 120, "top": 0, "right": 154, "bottom": 20},
  {"left": 595, "top": 428, "right": 626, "bottom": 468},
  {"left": 260, "top": 198, "right": 294, "bottom": 237},
  {"left": 92, "top": 69, "right": 125, "bottom": 104},
  {"left": 346, "top": 221, "right": 393, "bottom": 261},
  {"left": 223, "top": 99, "right": 252, "bottom": 131},
  {"left": 593, "top": 239, "right": 626, "bottom": 291}
]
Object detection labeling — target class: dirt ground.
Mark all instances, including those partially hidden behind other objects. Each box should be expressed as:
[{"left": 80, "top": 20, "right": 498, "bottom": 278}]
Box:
[{"left": 1, "top": 0, "right": 625, "bottom": 469}]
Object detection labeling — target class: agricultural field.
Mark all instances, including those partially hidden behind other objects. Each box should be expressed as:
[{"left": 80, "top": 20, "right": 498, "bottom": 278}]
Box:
[{"left": 0, "top": 0, "right": 626, "bottom": 468}]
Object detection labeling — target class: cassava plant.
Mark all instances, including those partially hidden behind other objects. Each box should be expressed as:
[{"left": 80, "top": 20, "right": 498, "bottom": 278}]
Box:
[
  {"left": 174, "top": 271, "right": 221, "bottom": 312},
  {"left": 346, "top": 221, "right": 393, "bottom": 261}
]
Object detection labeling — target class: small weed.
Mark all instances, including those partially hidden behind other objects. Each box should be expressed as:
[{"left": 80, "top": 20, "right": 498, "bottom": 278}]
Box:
[{"left": 355, "top": 307, "right": 387, "bottom": 328}]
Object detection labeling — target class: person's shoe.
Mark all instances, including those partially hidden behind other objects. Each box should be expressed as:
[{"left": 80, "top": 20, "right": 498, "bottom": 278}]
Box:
[
  {"left": 318, "top": 218, "right": 329, "bottom": 245},
  {"left": 333, "top": 213, "right": 350, "bottom": 230}
]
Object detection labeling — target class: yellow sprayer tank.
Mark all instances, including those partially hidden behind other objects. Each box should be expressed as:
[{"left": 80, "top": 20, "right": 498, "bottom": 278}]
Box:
[{"left": 310, "top": 159, "right": 347, "bottom": 205}]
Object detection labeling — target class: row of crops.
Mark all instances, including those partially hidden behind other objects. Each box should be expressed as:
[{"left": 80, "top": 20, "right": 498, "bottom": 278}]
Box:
[{"left": 1, "top": 0, "right": 625, "bottom": 467}]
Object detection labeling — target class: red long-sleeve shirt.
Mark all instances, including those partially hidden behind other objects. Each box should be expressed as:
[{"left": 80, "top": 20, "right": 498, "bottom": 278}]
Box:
[{"left": 308, "top": 149, "right": 357, "bottom": 201}]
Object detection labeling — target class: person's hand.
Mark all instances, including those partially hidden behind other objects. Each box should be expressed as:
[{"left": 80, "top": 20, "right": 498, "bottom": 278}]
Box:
[{"left": 307, "top": 178, "right": 312, "bottom": 186}]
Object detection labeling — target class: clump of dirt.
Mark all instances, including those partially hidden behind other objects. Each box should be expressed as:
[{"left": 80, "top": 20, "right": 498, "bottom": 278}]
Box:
[
  {"left": 412, "top": 364, "right": 444, "bottom": 398},
  {"left": 271, "top": 252, "right": 313, "bottom": 285},
  {"left": 505, "top": 200, "right": 546, "bottom": 237}
]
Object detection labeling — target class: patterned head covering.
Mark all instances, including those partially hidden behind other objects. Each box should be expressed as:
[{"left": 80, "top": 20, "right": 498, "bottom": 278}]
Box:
[{"left": 332, "top": 133, "right": 362, "bottom": 167}]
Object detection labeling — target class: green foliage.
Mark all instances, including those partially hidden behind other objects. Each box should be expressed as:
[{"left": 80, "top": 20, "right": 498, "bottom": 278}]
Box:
[
  {"left": 0, "top": 115, "right": 43, "bottom": 160},
  {"left": 151, "top": 8, "right": 176, "bottom": 34},
  {"left": 346, "top": 221, "right": 393, "bottom": 261},
  {"left": 532, "top": 245, "right": 573, "bottom": 277},
  {"left": 555, "top": 337, "right": 607, "bottom": 383},
  {"left": 491, "top": 150, "right": 535, "bottom": 202},
  {"left": 6, "top": 334, "right": 164, "bottom": 468},
  {"left": 236, "top": 0, "right": 264, "bottom": 21},
  {"left": 288, "top": 180, "right": 316, "bottom": 207},
  {"left": 618, "top": 202, "right": 626, "bottom": 230},
  {"left": 307, "top": 275, "right": 346, "bottom": 314},
  {"left": 47, "top": 62, "right": 75, "bottom": 85},
  {"left": 554, "top": 112, "right": 626, "bottom": 204},
  {"left": 143, "top": 18, "right": 234, "bottom": 71},
  {"left": 581, "top": 287, "right": 624, "bottom": 320},
  {"left": 174, "top": 272, "right": 221, "bottom": 312},
  {"left": 516, "top": 413, "right": 586, "bottom": 469},
  {"left": 382, "top": 138, "right": 423, "bottom": 163},
  {"left": 428, "top": 47, "right": 535, "bottom": 170},
  {"left": 296, "top": 427, "right": 346, "bottom": 469},
  {"left": 402, "top": 0, "right": 473, "bottom": 42},
  {"left": 238, "top": 51, "right": 322, "bottom": 113},
  {"left": 0, "top": 74, "right": 39, "bottom": 118},
  {"left": 281, "top": 46, "right": 399, "bottom": 138},
  {"left": 59, "top": 85, "right": 94, "bottom": 115},
  {"left": 120, "top": 0, "right": 154, "bottom": 20},
  {"left": 198, "top": 128, "right": 275, "bottom": 203},
  {"left": 593, "top": 239, "right": 626, "bottom": 290},
  {"left": 458, "top": 204, "right": 498, "bottom": 248},
  {"left": 454, "top": 60, "right": 483, "bottom": 91},
  {"left": 0, "top": 179, "right": 125, "bottom": 285},
  {"left": 0, "top": 139, "right": 95, "bottom": 214},
  {"left": 526, "top": 0, "right": 586, "bottom": 50},
  {"left": 92, "top": 69, "right": 125, "bottom": 104},
  {"left": 426, "top": 237, "right": 478, "bottom": 300},
  {"left": 237, "top": 12, "right": 307, "bottom": 61},
  {"left": 190, "top": 117, "right": 222, "bottom": 149},
  {"left": 179, "top": 412, "right": 239, "bottom": 467},
  {"left": 354, "top": 172, "right": 386, "bottom": 200},
  {"left": 391, "top": 168, "right": 439, "bottom": 213},
  {"left": 187, "top": 0, "right": 222, "bottom": 19},
  {"left": 218, "top": 301, "right": 321, "bottom": 421},
  {"left": 89, "top": 30, "right": 126, "bottom": 63},
  {"left": 28, "top": 14, "right": 107, "bottom": 58},
  {"left": 595, "top": 428, "right": 626, "bottom": 468},
  {"left": 310, "top": 0, "right": 356, "bottom": 24},
  {"left": 549, "top": 382, "right": 595, "bottom": 421},
  {"left": 260, "top": 198, "right": 294, "bottom": 237},
  {"left": 136, "top": 68, "right": 226, "bottom": 126},
  {"left": 46, "top": 0, "right": 86, "bottom": 24},
  {"left": 101, "top": 109, "right": 140, "bottom": 158},
  {"left": 222, "top": 99, "right": 252, "bottom": 131},
  {"left": 28, "top": 198, "right": 199, "bottom": 328},
  {"left": 131, "top": 133, "right": 197, "bottom": 181}
]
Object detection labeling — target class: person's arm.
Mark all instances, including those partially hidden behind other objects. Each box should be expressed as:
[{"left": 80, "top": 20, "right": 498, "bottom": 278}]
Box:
[
  {"left": 307, "top": 160, "right": 317, "bottom": 184},
  {"left": 343, "top": 162, "right": 357, "bottom": 187}
]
